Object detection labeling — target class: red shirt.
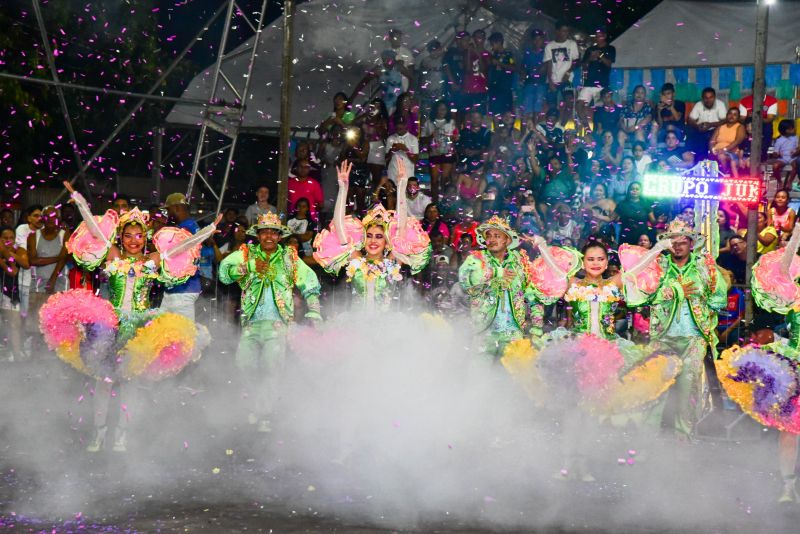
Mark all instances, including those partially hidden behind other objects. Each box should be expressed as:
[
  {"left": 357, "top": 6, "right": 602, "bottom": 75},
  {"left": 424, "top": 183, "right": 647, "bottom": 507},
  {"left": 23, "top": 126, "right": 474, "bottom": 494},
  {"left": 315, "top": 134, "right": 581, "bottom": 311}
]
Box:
[
  {"left": 451, "top": 220, "right": 479, "bottom": 247},
  {"left": 288, "top": 177, "right": 324, "bottom": 220},
  {"left": 738, "top": 94, "right": 778, "bottom": 119}
]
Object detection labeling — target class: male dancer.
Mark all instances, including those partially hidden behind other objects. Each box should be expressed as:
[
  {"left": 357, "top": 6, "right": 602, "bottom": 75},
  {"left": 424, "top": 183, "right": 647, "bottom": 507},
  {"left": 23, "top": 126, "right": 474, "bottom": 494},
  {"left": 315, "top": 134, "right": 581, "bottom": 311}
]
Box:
[{"left": 218, "top": 213, "right": 322, "bottom": 432}]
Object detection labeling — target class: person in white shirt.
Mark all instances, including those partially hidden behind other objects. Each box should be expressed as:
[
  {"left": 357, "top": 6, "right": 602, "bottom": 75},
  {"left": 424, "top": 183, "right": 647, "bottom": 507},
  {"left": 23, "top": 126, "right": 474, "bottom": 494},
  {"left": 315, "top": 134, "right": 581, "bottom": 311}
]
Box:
[
  {"left": 544, "top": 22, "right": 579, "bottom": 110},
  {"left": 687, "top": 87, "right": 727, "bottom": 159},
  {"left": 632, "top": 141, "right": 653, "bottom": 176},
  {"left": 14, "top": 205, "right": 43, "bottom": 321},
  {"left": 389, "top": 28, "right": 415, "bottom": 93},
  {"left": 405, "top": 177, "right": 432, "bottom": 220},
  {"left": 378, "top": 119, "right": 419, "bottom": 210}
]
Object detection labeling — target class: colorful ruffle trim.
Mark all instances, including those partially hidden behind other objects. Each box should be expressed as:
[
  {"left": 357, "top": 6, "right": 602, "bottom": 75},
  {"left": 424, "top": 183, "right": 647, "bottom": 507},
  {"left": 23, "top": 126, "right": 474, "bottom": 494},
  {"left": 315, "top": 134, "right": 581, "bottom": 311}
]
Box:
[
  {"left": 618, "top": 244, "right": 664, "bottom": 295},
  {"left": 716, "top": 343, "right": 800, "bottom": 433},
  {"left": 751, "top": 250, "right": 800, "bottom": 315},
  {"left": 152, "top": 226, "right": 200, "bottom": 286},
  {"left": 312, "top": 216, "right": 365, "bottom": 275},
  {"left": 40, "top": 289, "right": 207, "bottom": 382},
  {"left": 528, "top": 246, "right": 581, "bottom": 301},
  {"left": 65, "top": 210, "right": 118, "bottom": 271},
  {"left": 388, "top": 218, "right": 432, "bottom": 274},
  {"left": 501, "top": 334, "right": 681, "bottom": 415}
]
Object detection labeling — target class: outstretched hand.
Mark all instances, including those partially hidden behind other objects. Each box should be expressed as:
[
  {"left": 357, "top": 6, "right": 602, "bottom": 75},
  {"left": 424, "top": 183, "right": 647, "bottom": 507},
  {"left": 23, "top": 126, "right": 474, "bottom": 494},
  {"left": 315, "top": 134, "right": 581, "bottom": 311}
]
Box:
[
  {"left": 395, "top": 157, "right": 408, "bottom": 184},
  {"left": 63, "top": 180, "right": 76, "bottom": 194},
  {"left": 336, "top": 161, "right": 352, "bottom": 187}
]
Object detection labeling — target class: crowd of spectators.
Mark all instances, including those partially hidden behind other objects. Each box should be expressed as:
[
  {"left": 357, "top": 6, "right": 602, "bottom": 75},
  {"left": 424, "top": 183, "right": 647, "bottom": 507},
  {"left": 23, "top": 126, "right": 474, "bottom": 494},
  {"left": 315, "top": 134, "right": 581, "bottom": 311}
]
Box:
[{"left": 2, "top": 23, "right": 800, "bottom": 360}]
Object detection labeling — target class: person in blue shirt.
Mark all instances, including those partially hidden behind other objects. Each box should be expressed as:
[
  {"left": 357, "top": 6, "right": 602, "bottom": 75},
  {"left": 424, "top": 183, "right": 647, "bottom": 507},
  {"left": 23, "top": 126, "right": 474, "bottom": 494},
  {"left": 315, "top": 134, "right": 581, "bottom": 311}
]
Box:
[{"left": 161, "top": 192, "right": 202, "bottom": 321}]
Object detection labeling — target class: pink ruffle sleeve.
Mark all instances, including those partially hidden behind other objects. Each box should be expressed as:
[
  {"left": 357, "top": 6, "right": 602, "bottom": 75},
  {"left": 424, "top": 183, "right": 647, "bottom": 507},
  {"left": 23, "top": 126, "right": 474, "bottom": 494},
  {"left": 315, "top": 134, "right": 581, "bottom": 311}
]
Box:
[
  {"left": 619, "top": 244, "right": 664, "bottom": 295},
  {"left": 312, "top": 216, "right": 365, "bottom": 275},
  {"left": 65, "top": 210, "right": 119, "bottom": 270}
]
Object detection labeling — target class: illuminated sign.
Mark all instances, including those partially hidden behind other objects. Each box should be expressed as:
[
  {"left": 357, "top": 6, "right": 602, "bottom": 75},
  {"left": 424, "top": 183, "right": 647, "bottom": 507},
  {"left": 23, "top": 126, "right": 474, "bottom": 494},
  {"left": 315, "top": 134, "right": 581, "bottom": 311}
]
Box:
[{"left": 642, "top": 172, "right": 761, "bottom": 203}]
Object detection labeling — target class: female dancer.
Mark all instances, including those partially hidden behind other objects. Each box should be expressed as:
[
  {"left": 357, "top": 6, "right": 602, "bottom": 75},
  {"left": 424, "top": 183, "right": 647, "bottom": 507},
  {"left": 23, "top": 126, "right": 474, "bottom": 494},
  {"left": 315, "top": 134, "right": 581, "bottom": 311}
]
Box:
[
  {"left": 313, "top": 160, "right": 431, "bottom": 310},
  {"left": 40, "top": 183, "right": 217, "bottom": 452},
  {"left": 503, "top": 236, "right": 682, "bottom": 480},
  {"left": 716, "top": 224, "right": 800, "bottom": 502}
]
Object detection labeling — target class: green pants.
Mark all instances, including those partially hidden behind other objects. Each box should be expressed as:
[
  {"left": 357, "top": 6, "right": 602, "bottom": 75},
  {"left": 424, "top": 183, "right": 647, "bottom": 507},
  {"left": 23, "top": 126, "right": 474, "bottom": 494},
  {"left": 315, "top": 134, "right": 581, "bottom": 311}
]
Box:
[
  {"left": 479, "top": 327, "right": 523, "bottom": 362},
  {"left": 236, "top": 320, "right": 288, "bottom": 419},
  {"left": 646, "top": 336, "right": 711, "bottom": 437}
]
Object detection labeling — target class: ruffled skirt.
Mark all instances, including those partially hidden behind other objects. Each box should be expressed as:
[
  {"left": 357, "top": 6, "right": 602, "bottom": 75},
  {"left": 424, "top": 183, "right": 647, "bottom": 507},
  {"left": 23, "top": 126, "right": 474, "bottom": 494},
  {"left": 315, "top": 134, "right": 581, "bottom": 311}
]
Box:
[
  {"left": 40, "top": 289, "right": 209, "bottom": 381},
  {"left": 501, "top": 329, "right": 682, "bottom": 415}
]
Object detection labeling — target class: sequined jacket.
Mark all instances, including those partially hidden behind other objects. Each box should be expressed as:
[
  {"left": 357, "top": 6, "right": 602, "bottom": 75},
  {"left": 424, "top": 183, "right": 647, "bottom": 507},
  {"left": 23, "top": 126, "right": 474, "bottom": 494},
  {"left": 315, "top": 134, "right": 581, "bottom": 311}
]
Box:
[
  {"left": 458, "top": 249, "right": 544, "bottom": 336},
  {"left": 218, "top": 244, "right": 322, "bottom": 326},
  {"left": 646, "top": 252, "right": 728, "bottom": 357}
]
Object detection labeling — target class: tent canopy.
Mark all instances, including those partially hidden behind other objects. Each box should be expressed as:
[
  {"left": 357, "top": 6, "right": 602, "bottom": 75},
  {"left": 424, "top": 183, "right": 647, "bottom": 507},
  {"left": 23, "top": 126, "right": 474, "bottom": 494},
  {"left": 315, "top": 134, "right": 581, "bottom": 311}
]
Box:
[
  {"left": 611, "top": 0, "right": 800, "bottom": 69},
  {"left": 166, "top": 0, "right": 553, "bottom": 132}
]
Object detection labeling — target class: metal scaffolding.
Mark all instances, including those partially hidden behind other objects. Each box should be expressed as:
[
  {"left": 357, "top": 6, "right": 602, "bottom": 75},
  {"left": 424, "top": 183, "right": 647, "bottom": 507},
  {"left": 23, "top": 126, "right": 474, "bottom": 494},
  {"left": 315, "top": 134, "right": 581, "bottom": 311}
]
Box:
[{"left": 184, "top": 0, "right": 272, "bottom": 214}]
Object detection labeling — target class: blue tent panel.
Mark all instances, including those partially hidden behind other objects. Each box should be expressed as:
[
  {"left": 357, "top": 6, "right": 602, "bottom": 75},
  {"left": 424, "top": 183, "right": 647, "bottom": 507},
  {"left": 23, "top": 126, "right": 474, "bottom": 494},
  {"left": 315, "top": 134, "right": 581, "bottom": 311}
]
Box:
[{"left": 673, "top": 68, "right": 689, "bottom": 83}]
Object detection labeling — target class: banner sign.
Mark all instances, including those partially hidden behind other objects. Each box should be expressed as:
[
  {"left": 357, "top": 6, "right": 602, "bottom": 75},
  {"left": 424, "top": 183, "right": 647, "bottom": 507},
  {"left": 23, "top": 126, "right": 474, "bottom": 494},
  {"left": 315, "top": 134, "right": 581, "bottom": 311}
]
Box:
[{"left": 642, "top": 161, "right": 761, "bottom": 204}]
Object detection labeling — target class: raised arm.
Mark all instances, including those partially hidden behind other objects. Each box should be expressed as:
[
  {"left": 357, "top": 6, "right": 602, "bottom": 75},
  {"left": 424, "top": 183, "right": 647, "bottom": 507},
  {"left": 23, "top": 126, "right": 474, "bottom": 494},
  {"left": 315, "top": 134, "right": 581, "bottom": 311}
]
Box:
[
  {"left": 161, "top": 214, "right": 223, "bottom": 260},
  {"left": 623, "top": 239, "right": 671, "bottom": 279},
  {"left": 394, "top": 157, "right": 410, "bottom": 233},
  {"left": 63, "top": 181, "right": 109, "bottom": 246},
  {"left": 528, "top": 234, "right": 567, "bottom": 279},
  {"left": 780, "top": 223, "right": 800, "bottom": 276},
  {"left": 333, "top": 161, "right": 351, "bottom": 245}
]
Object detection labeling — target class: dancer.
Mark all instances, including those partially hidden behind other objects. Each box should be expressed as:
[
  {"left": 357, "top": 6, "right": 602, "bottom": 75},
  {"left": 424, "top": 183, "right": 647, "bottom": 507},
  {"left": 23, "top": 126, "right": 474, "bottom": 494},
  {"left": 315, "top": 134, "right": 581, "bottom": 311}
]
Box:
[
  {"left": 458, "top": 217, "right": 574, "bottom": 359},
  {"left": 639, "top": 218, "right": 728, "bottom": 439},
  {"left": 502, "top": 237, "right": 682, "bottom": 480},
  {"left": 41, "top": 183, "right": 216, "bottom": 452},
  {"left": 312, "top": 160, "right": 431, "bottom": 311},
  {"left": 715, "top": 224, "right": 800, "bottom": 502},
  {"left": 218, "top": 212, "right": 322, "bottom": 432}
]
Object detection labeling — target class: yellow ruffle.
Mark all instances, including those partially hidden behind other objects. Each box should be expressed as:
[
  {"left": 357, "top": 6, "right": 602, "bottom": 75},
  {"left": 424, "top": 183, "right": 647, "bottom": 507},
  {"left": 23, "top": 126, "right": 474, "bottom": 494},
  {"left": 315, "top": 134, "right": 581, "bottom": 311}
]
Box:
[
  {"left": 55, "top": 342, "right": 88, "bottom": 375},
  {"left": 120, "top": 313, "right": 197, "bottom": 379},
  {"left": 501, "top": 338, "right": 546, "bottom": 403},
  {"left": 595, "top": 354, "right": 682, "bottom": 414}
]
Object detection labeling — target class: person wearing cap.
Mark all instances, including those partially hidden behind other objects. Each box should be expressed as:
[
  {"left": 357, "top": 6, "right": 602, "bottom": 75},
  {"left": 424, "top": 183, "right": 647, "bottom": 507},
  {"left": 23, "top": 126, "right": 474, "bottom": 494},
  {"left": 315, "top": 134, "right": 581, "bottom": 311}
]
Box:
[
  {"left": 631, "top": 218, "right": 728, "bottom": 439},
  {"left": 161, "top": 192, "right": 202, "bottom": 321},
  {"left": 218, "top": 212, "right": 322, "bottom": 432},
  {"left": 458, "top": 215, "right": 542, "bottom": 359}
]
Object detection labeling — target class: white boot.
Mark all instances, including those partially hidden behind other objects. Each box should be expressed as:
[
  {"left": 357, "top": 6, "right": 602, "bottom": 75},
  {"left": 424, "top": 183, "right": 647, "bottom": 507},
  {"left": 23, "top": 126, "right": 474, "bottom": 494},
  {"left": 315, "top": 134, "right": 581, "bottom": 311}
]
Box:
[
  {"left": 112, "top": 427, "right": 127, "bottom": 452},
  {"left": 86, "top": 426, "right": 107, "bottom": 452},
  {"left": 779, "top": 476, "right": 799, "bottom": 504}
]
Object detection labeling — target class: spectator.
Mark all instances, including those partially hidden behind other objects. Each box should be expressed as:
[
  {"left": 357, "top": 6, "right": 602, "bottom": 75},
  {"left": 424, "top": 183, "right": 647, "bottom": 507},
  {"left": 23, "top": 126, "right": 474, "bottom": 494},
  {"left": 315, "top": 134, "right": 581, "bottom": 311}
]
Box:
[
  {"left": 768, "top": 119, "right": 799, "bottom": 189},
  {"left": 337, "top": 126, "right": 371, "bottom": 214},
  {"left": 487, "top": 32, "right": 515, "bottom": 117},
  {"left": 738, "top": 91, "right": 778, "bottom": 158},
  {"left": 534, "top": 108, "right": 565, "bottom": 155},
  {"left": 405, "top": 177, "right": 432, "bottom": 220},
  {"left": 288, "top": 158, "right": 324, "bottom": 221},
  {"left": 385, "top": 116, "right": 420, "bottom": 200},
  {"left": 112, "top": 194, "right": 130, "bottom": 214},
  {"left": 608, "top": 156, "right": 638, "bottom": 203},
  {"left": 632, "top": 141, "right": 653, "bottom": 176},
  {"left": 60, "top": 203, "right": 79, "bottom": 232},
  {"left": 162, "top": 193, "right": 202, "bottom": 320},
  {"left": 598, "top": 129, "right": 623, "bottom": 171},
  {"left": 27, "top": 206, "right": 70, "bottom": 348},
  {"left": 351, "top": 49, "right": 403, "bottom": 114},
  {"left": 519, "top": 28, "right": 546, "bottom": 119},
  {"left": 215, "top": 207, "right": 240, "bottom": 248},
  {"left": 388, "top": 92, "right": 419, "bottom": 137},
  {"left": 450, "top": 231, "right": 476, "bottom": 268},
  {"left": 287, "top": 198, "right": 318, "bottom": 259},
  {"left": 739, "top": 211, "right": 777, "bottom": 255},
  {"left": 546, "top": 203, "right": 581, "bottom": 247},
  {"left": 421, "top": 203, "right": 451, "bottom": 241},
  {"left": 709, "top": 107, "right": 746, "bottom": 177},
  {"left": 716, "top": 268, "right": 746, "bottom": 347},
  {"left": 615, "top": 181, "right": 654, "bottom": 244},
  {"left": 421, "top": 100, "right": 458, "bottom": 201},
  {"left": 245, "top": 185, "right": 277, "bottom": 225},
  {"left": 198, "top": 235, "right": 222, "bottom": 297},
  {"left": 14, "top": 204, "right": 42, "bottom": 322},
  {"left": 0, "top": 209, "right": 14, "bottom": 229},
  {"left": 582, "top": 182, "right": 617, "bottom": 240},
  {"left": 717, "top": 209, "right": 737, "bottom": 254},
  {"left": 767, "top": 189, "right": 796, "bottom": 237},
  {"left": 577, "top": 27, "right": 615, "bottom": 128},
  {"left": 355, "top": 98, "right": 389, "bottom": 189},
  {"left": 637, "top": 232, "right": 653, "bottom": 249},
  {"left": 388, "top": 28, "right": 415, "bottom": 93},
  {"left": 450, "top": 210, "right": 479, "bottom": 248},
  {"left": 317, "top": 91, "right": 351, "bottom": 141},
  {"left": 219, "top": 216, "right": 249, "bottom": 256},
  {"left": 429, "top": 231, "right": 454, "bottom": 266},
  {"left": 717, "top": 234, "right": 747, "bottom": 284},
  {"left": 443, "top": 31, "right": 469, "bottom": 114},
  {"left": 516, "top": 190, "right": 545, "bottom": 236},
  {"left": 544, "top": 21, "right": 579, "bottom": 109},
  {"left": 538, "top": 155, "right": 577, "bottom": 218},
  {"left": 592, "top": 88, "right": 621, "bottom": 138},
  {"left": 417, "top": 40, "right": 446, "bottom": 113},
  {"left": 455, "top": 167, "right": 487, "bottom": 216},
  {"left": 290, "top": 141, "right": 322, "bottom": 182},
  {"left": 687, "top": 87, "right": 727, "bottom": 159},
  {"left": 457, "top": 110, "right": 492, "bottom": 171},
  {"left": 617, "top": 85, "right": 653, "bottom": 148},
  {"left": 654, "top": 83, "right": 686, "bottom": 141},
  {"left": 0, "top": 225, "right": 27, "bottom": 361},
  {"left": 490, "top": 111, "right": 523, "bottom": 167},
  {"left": 463, "top": 29, "right": 490, "bottom": 113},
  {"left": 660, "top": 130, "right": 694, "bottom": 170}
]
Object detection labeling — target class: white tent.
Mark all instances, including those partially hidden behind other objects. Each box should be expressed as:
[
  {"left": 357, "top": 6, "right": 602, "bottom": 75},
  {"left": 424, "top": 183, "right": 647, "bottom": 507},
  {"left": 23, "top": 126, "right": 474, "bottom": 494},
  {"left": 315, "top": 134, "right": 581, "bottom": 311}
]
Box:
[
  {"left": 612, "top": 0, "right": 800, "bottom": 69},
  {"left": 166, "top": 0, "right": 553, "bottom": 133}
]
